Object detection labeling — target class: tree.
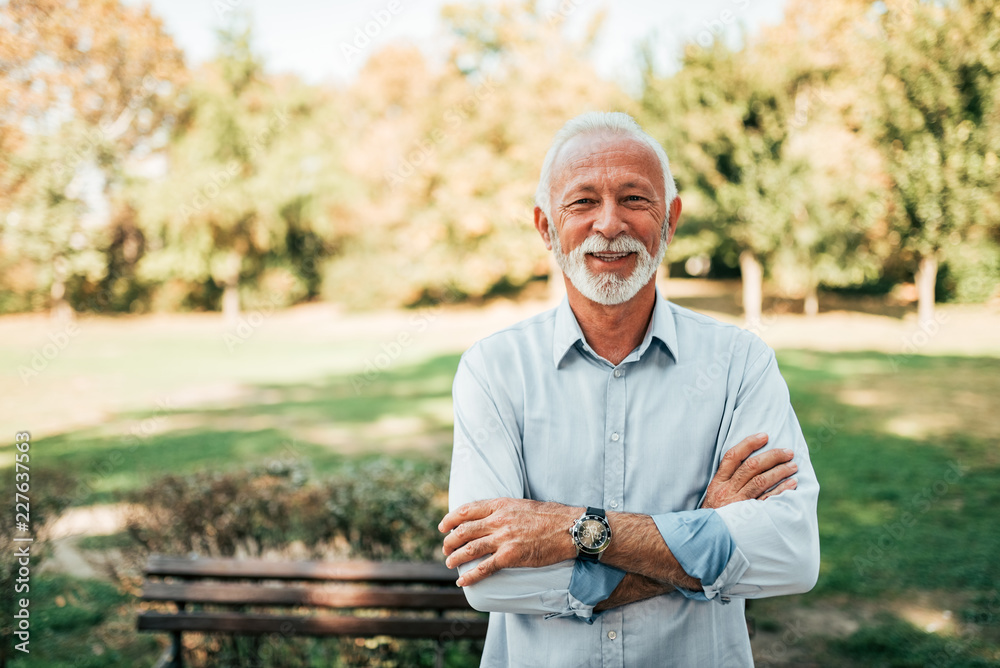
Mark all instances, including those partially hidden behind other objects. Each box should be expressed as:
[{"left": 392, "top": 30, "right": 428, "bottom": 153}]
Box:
[
  {"left": 133, "top": 17, "right": 340, "bottom": 318},
  {"left": 322, "top": 0, "right": 628, "bottom": 308},
  {"left": 641, "top": 42, "right": 807, "bottom": 325},
  {"left": 869, "top": 0, "right": 1000, "bottom": 325},
  {"left": 0, "top": 0, "right": 185, "bottom": 316},
  {"left": 641, "top": 2, "right": 888, "bottom": 322},
  {"left": 756, "top": 0, "right": 887, "bottom": 315}
]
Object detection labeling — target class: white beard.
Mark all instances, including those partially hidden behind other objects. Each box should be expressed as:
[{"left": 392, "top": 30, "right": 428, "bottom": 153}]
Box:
[{"left": 549, "top": 221, "right": 668, "bottom": 306}]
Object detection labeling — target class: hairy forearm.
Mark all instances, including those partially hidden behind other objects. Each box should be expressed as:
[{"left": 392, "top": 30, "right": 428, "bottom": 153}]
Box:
[
  {"left": 601, "top": 512, "right": 702, "bottom": 592},
  {"left": 593, "top": 573, "right": 674, "bottom": 612}
]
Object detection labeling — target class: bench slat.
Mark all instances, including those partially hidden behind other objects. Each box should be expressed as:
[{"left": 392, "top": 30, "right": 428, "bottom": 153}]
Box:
[
  {"left": 145, "top": 555, "right": 457, "bottom": 584},
  {"left": 141, "top": 582, "right": 474, "bottom": 610},
  {"left": 138, "top": 611, "right": 490, "bottom": 639}
]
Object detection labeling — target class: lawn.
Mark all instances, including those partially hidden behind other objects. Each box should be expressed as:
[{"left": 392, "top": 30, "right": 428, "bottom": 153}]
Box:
[{"left": 1, "top": 312, "right": 999, "bottom": 666}]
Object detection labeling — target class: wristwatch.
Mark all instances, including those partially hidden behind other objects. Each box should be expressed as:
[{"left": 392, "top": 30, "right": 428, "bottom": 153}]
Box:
[{"left": 570, "top": 507, "right": 612, "bottom": 562}]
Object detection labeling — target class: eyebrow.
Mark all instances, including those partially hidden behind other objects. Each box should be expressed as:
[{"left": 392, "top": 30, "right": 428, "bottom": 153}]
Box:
[{"left": 561, "top": 181, "right": 656, "bottom": 198}]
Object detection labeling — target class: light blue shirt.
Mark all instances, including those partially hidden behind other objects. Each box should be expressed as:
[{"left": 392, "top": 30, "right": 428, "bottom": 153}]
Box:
[{"left": 448, "top": 288, "right": 820, "bottom": 667}]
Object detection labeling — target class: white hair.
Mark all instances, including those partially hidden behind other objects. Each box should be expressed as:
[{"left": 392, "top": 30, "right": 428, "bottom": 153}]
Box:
[{"left": 533, "top": 111, "right": 678, "bottom": 222}]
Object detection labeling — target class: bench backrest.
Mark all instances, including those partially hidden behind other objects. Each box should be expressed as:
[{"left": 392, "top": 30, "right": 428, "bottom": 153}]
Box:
[{"left": 138, "top": 555, "right": 489, "bottom": 640}]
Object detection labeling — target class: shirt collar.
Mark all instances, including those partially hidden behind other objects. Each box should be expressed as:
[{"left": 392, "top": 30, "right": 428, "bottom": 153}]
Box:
[{"left": 551, "top": 286, "right": 679, "bottom": 368}]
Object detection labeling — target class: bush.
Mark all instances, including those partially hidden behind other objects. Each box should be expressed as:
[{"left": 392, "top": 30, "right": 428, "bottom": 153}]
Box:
[
  {"left": 123, "top": 458, "right": 482, "bottom": 667},
  {"left": 124, "top": 458, "right": 448, "bottom": 560}
]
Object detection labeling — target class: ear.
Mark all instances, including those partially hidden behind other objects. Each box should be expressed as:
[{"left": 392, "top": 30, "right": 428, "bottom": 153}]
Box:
[
  {"left": 664, "top": 197, "right": 682, "bottom": 245},
  {"left": 534, "top": 206, "right": 553, "bottom": 251}
]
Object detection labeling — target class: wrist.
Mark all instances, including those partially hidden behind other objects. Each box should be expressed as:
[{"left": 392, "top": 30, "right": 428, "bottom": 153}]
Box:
[{"left": 570, "top": 506, "right": 612, "bottom": 562}]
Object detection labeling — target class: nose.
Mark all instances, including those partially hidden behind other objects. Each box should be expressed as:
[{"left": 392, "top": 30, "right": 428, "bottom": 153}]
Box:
[{"left": 592, "top": 200, "right": 627, "bottom": 239}]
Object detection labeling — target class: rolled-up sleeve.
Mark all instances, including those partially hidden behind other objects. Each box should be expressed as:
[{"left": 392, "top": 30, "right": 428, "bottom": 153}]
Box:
[
  {"left": 652, "top": 509, "right": 740, "bottom": 601},
  {"left": 449, "top": 346, "right": 598, "bottom": 619},
  {"left": 706, "top": 342, "right": 821, "bottom": 599}
]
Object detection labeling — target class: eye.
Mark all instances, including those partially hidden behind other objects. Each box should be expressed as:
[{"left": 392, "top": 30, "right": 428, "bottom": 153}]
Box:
[{"left": 625, "top": 195, "right": 646, "bottom": 202}]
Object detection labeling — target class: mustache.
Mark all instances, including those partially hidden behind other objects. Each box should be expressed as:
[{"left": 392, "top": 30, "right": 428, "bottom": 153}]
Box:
[{"left": 575, "top": 234, "right": 647, "bottom": 255}]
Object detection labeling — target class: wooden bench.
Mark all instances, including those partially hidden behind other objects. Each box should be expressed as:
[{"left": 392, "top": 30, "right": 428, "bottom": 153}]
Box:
[{"left": 137, "top": 554, "right": 488, "bottom": 668}]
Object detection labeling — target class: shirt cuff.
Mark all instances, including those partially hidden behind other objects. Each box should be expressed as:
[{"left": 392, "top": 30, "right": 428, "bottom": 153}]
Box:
[
  {"left": 652, "top": 509, "right": 738, "bottom": 602},
  {"left": 545, "top": 559, "right": 626, "bottom": 623}
]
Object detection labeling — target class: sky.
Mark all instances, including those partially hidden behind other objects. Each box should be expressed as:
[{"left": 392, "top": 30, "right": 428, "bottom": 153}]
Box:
[{"left": 132, "top": 0, "right": 788, "bottom": 91}]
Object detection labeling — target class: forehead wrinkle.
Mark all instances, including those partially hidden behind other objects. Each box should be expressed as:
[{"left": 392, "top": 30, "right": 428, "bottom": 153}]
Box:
[{"left": 553, "top": 136, "right": 664, "bottom": 201}]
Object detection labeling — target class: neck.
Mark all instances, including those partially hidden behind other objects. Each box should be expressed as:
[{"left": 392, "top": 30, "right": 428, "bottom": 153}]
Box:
[{"left": 564, "top": 278, "right": 657, "bottom": 366}]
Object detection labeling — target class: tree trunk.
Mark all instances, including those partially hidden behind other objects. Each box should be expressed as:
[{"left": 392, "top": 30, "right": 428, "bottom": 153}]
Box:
[
  {"left": 50, "top": 259, "right": 73, "bottom": 322},
  {"left": 222, "top": 280, "right": 240, "bottom": 323},
  {"left": 740, "top": 250, "right": 763, "bottom": 328},
  {"left": 804, "top": 283, "right": 819, "bottom": 317},
  {"left": 915, "top": 254, "right": 937, "bottom": 328}
]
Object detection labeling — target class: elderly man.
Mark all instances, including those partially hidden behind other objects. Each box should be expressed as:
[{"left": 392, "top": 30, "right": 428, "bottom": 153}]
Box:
[{"left": 438, "top": 111, "right": 819, "bottom": 667}]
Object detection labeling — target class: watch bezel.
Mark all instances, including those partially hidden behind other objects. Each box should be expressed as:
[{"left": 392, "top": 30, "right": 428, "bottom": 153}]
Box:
[{"left": 571, "top": 512, "right": 612, "bottom": 556}]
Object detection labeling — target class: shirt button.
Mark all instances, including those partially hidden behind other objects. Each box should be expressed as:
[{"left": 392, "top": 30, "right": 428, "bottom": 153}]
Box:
[
  {"left": 609, "top": 500, "right": 618, "bottom": 508},
  {"left": 613, "top": 369, "right": 621, "bottom": 378},
  {"left": 608, "top": 631, "right": 617, "bottom": 640},
  {"left": 611, "top": 432, "right": 620, "bottom": 442}
]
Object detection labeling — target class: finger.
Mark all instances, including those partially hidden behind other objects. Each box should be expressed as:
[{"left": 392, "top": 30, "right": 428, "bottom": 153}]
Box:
[
  {"left": 438, "top": 500, "right": 496, "bottom": 533},
  {"left": 759, "top": 477, "right": 797, "bottom": 501},
  {"left": 446, "top": 536, "right": 493, "bottom": 570},
  {"left": 441, "top": 519, "right": 487, "bottom": 556},
  {"left": 729, "top": 447, "right": 793, "bottom": 490},
  {"left": 716, "top": 433, "right": 769, "bottom": 482},
  {"left": 742, "top": 462, "right": 798, "bottom": 499},
  {"left": 455, "top": 553, "right": 502, "bottom": 587}
]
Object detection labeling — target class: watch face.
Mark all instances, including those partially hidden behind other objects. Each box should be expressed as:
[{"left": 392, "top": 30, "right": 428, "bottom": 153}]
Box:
[
  {"left": 579, "top": 519, "right": 608, "bottom": 548},
  {"left": 573, "top": 514, "right": 611, "bottom": 554}
]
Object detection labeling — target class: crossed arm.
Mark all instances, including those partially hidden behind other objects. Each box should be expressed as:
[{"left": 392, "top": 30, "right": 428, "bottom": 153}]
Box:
[{"left": 439, "top": 432, "right": 798, "bottom": 607}]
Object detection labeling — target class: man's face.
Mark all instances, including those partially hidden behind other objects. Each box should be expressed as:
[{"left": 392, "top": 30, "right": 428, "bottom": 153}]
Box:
[{"left": 537, "top": 132, "right": 677, "bottom": 306}]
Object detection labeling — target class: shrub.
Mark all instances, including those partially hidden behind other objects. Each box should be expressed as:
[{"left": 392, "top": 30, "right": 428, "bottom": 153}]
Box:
[
  {"left": 125, "top": 458, "right": 448, "bottom": 560},
  {"left": 122, "top": 458, "right": 480, "bottom": 667}
]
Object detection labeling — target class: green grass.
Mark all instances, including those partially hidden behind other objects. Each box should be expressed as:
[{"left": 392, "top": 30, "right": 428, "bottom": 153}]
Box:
[
  {"left": 9, "top": 353, "right": 463, "bottom": 506},
  {"left": 827, "top": 614, "right": 998, "bottom": 667},
  {"left": 3, "top": 346, "right": 1000, "bottom": 665},
  {"left": 6, "top": 574, "right": 161, "bottom": 668}
]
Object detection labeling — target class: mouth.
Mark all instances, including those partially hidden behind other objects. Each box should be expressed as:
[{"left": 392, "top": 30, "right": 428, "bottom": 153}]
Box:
[{"left": 588, "top": 252, "right": 635, "bottom": 264}]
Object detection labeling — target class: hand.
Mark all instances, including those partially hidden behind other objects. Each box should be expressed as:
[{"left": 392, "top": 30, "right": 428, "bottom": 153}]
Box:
[
  {"left": 438, "top": 498, "right": 582, "bottom": 587},
  {"left": 701, "top": 433, "right": 797, "bottom": 509}
]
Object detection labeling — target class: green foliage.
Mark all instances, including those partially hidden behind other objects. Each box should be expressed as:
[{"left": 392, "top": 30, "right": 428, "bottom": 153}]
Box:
[
  {"left": 132, "top": 18, "right": 345, "bottom": 314},
  {"left": 124, "top": 459, "right": 449, "bottom": 560},
  {"left": 640, "top": 19, "right": 884, "bottom": 305},
  {"left": 870, "top": 0, "right": 1000, "bottom": 259},
  {"left": 3, "top": 0, "right": 1000, "bottom": 313},
  {"left": 0, "top": 0, "right": 186, "bottom": 315},
  {"left": 829, "top": 614, "right": 997, "bottom": 667}
]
